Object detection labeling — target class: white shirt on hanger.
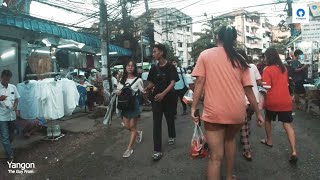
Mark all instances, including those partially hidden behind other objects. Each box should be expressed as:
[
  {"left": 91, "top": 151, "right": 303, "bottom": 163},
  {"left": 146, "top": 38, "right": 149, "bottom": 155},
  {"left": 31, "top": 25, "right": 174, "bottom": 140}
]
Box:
[
  {"left": 61, "top": 78, "right": 80, "bottom": 116},
  {"left": 39, "top": 78, "right": 64, "bottom": 120}
]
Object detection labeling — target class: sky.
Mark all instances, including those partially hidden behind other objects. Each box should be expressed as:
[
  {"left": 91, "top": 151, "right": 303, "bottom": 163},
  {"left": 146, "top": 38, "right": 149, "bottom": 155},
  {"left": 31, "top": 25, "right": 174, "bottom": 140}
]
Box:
[{"left": 30, "top": 0, "right": 287, "bottom": 32}]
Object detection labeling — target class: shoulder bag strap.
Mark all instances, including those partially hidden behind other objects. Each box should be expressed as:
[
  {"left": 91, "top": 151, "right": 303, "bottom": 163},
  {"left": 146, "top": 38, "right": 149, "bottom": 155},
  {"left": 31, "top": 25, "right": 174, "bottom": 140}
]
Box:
[
  {"left": 179, "top": 67, "right": 187, "bottom": 88},
  {"left": 128, "top": 78, "right": 139, "bottom": 87}
]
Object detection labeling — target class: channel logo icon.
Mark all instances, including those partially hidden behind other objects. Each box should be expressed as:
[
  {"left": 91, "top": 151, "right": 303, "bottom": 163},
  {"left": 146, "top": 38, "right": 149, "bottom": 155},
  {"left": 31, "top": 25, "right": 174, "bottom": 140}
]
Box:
[
  {"left": 297, "top": 9, "right": 305, "bottom": 17},
  {"left": 292, "top": 3, "right": 309, "bottom": 23}
]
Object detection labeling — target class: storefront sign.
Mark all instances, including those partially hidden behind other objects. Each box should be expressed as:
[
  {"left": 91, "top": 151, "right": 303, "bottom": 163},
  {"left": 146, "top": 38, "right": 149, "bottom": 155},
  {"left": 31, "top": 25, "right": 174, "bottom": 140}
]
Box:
[
  {"left": 292, "top": 3, "right": 310, "bottom": 23},
  {"left": 301, "top": 21, "right": 320, "bottom": 41},
  {"left": 310, "top": 2, "right": 320, "bottom": 17}
]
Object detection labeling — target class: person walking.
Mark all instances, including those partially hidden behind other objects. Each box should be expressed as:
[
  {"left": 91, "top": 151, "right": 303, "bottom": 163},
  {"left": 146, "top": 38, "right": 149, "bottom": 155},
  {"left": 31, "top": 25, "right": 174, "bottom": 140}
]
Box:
[
  {"left": 172, "top": 60, "right": 189, "bottom": 116},
  {"left": 145, "top": 44, "right": 179, "bottom": 161},
  {"left": 291, "top": 49, "right": 308, "bottom": 109},
  {"left": 115, "top": 61, "right": 144, "bottom": 158},
  {"left": 0, "top": 70, "right": 20, "bottom": 162},
  {"left": 191, "top": 26, "right": 264, "bottom": 180},
  {"left": 260, "top": 47, "right": 298, "bottom": 163},
  {"left": 238, "top": 50, "right": 262, "bottom": 161}
]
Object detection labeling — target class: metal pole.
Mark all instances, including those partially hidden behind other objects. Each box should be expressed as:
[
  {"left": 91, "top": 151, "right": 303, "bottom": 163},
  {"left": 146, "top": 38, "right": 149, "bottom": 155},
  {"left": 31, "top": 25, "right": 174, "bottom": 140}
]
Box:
[
  {"left": 99, "top": 0, "right": 111, "bottom": 93},
  {"left": 144, "top": 0, "right": 149, "bottom": 21},
  {"left": 141, "top": 33, "right": 144, "bottom": 68},
  {"left": 211, "top": 16, "right": 215, "bottom": 41}
]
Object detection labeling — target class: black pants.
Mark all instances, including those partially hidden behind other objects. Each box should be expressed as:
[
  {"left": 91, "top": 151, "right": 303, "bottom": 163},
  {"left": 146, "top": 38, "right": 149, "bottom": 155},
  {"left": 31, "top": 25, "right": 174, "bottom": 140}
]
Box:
[
  {"left": 152, "top": 95, "right": 176, "bottom": 152},
  {"left": 174, "top": 88, "right": 187, "bottom": 115}
]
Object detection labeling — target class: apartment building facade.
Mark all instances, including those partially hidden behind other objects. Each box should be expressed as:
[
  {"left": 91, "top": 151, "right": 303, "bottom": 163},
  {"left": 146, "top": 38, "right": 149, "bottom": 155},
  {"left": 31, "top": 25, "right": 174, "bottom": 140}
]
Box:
[
  {"left": 138, "top": 8, "right": 193, "bottom": 67},
  {"left": 221, "top": 10, "right": 272, "bottom": 59}
]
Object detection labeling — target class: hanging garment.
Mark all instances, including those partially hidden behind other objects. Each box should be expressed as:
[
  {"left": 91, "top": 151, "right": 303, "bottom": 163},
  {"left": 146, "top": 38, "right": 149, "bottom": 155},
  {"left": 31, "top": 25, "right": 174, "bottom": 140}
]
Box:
[
  {"left": 39, "top": 79, "right": 64, "bottom": 120},
  {"left": 17, "top": 80, "right": 40, "bottom": 120},
  {"left": 77, "top": 85, "right": 87, "bottom": 107},
  {"left": 61, "top": 78, "right": 80, "bottom": 116}
]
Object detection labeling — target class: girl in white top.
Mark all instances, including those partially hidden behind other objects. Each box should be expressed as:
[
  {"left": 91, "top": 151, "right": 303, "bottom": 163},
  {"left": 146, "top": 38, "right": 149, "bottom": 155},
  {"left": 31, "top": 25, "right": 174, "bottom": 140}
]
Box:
[{"left": 115, "top": 60, "right": 145, "bottom": 158}]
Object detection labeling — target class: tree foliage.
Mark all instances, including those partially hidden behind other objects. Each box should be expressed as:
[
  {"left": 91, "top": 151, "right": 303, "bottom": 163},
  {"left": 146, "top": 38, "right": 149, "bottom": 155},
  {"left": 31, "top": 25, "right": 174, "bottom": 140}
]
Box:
[
  {"left": 191, "top": 19, "right": 229, "bottom": 61},
  {"left": 271, "top": 39, "right": 289, "bottom": 55},
  {"left": 164, "top": 43, "right": 178, "bottom": 62}
]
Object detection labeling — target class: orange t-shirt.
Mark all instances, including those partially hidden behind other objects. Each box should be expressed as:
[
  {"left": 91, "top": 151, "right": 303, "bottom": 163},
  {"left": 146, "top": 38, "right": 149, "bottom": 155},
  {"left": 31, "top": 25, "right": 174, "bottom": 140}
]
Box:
[
  {"left": 192, "top": 47, "right": 253, "bottom": 124},
  {"left": 262, "top": 65, "right": 292, "bottom": 111}
]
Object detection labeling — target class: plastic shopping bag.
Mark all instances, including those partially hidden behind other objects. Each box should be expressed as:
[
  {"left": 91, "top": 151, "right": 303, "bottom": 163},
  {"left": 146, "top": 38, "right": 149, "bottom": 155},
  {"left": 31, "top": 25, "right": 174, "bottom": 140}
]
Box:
[
  {"left": 190, "top": 123, "right": 209, "bottom": 160},
  {"left": 258, "top": 92, "right": 265, "bottom": 110},
  {"left": 183, "top": 89, "right": 193, "bottom": 105}
]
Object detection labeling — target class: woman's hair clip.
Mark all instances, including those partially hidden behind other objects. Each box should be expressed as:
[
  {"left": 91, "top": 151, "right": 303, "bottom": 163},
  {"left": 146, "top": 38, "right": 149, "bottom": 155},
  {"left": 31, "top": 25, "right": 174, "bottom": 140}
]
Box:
[{"left": 226, "top": 25, "right": 233, "bottom": 30}]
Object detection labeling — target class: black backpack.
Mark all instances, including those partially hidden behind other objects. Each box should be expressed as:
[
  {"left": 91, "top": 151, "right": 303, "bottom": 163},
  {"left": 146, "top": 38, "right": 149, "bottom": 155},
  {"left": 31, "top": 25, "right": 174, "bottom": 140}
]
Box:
[{"left": 117, "top": 78, "right": 139, "bottom": 111}]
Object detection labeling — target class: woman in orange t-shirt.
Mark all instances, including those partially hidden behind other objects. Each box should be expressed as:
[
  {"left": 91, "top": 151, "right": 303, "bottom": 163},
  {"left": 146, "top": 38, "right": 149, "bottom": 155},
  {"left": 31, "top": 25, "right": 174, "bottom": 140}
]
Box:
[
  {"left": 261, "top": 47, "right": 298, "bottom": 163},
  {"left": 191, "top": 26, "right": 264, "bottom": 180}
]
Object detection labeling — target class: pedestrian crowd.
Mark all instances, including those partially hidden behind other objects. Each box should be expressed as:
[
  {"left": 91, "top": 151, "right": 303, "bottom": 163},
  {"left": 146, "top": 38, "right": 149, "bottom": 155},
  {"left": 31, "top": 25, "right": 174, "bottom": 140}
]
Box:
[{"left": 0, "top": 25, "right": 306, "bottom": 180}]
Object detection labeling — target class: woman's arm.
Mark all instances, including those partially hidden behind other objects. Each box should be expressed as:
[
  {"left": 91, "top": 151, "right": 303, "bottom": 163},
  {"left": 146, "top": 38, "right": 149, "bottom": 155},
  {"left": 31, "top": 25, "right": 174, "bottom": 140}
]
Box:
[{"left": 191, "top": 76, "right": 205, "bottom": 123}]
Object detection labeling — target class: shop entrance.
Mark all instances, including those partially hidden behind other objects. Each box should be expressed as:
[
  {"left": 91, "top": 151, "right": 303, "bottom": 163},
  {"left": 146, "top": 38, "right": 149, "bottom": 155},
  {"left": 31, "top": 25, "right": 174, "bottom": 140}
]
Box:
[{"left": 0, "top": 38, "right": 20, "bottom": 84}]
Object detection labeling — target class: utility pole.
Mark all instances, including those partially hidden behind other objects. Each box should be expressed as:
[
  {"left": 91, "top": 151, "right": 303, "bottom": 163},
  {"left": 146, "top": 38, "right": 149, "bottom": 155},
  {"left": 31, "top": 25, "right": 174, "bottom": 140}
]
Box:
[
  {"left": 211, "top": 16, "right": 215, "bottom": 41},
  {"left": 99, "top": 0, "right": 111, "bottom": 93},
  {"left": 144, "top": 0, "right": 150, "bottom": 22},
  {"left": 141, "top": 33, "right": 144, "bottom": 68}
]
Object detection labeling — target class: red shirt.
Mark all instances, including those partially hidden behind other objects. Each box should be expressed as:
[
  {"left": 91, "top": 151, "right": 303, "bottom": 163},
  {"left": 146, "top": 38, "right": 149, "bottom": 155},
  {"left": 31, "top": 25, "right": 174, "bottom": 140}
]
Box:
[{"left": 262, "top": 65, "right": 292, "bottom": 111}]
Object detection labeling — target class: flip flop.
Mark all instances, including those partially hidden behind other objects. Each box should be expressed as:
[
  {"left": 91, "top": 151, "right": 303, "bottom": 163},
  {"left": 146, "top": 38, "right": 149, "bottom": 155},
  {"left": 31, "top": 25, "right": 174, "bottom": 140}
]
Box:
[
  {"left": 242, "top": 152, "right": 252, "bottom": 161},
  {"left": 289, "top": 155, "right": 298, "bottom": 163},
  {"left": 260, "top": 139, "right": 273, "bottom": 147}
]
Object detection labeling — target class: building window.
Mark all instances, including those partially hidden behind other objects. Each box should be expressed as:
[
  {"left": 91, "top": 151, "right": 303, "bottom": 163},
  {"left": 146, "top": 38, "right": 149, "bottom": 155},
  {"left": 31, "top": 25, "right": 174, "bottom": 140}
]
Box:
[
  {"left": 187, "top": 43, "right": 191, "bottom": 47},
  {"left": 186, "top": 27, "right": 190, "bottom": 32},
  {"left": 262, "top": 23, "right": 265, "bottom": 28},
  {"left": 246, "top": 26, "right": 249, "bottom": 33},
  {"left": 178, "top": 42, "right": 183, "bottom": 47},
  {"left": 179, "top": 51, "right": 183, "bottom": 57},
  {"left": 263, "top": 44, "right": 266, "bottom": 48}
]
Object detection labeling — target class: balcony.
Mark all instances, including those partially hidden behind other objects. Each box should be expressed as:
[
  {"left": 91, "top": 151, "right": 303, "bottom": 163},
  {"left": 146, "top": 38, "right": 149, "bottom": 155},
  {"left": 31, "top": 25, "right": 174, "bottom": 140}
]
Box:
[
  {"left": 246, "top": 32, "right": 261, "bottom": 40},
  {"left": 247, "top": 42, "right": 263, "bottom": 49}
]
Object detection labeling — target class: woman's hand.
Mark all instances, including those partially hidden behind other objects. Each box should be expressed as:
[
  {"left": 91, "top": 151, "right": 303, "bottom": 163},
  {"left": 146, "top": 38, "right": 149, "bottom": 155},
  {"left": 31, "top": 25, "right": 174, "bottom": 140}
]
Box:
[
  {"left": 115, "top": 90, "right": 121, "bottom": 96},
  {"left": 191, "top": 108, "right": 199, "bottom": 124},
  {"left": 256, "top": 112, "right": 265, "bottom": 127}
]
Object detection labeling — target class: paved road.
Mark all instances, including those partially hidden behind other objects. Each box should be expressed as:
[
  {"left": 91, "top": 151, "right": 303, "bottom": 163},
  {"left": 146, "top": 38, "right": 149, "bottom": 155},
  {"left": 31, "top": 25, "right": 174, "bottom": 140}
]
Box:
[{"left": 2, "top": 106, "right": 320, "bottom": 180}]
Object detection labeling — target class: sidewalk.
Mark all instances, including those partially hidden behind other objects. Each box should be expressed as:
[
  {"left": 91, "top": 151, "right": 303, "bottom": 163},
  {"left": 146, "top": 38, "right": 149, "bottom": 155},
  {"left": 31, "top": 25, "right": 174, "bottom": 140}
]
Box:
[{"left": 0, "top": 110, "right": 107, "bottom": 159}]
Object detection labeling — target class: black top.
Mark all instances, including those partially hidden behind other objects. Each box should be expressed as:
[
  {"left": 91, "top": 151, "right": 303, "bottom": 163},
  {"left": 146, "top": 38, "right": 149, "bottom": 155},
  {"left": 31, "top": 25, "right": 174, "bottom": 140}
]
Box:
[{"left": 147, "top": 62, "right": 179, "bottom": 96}]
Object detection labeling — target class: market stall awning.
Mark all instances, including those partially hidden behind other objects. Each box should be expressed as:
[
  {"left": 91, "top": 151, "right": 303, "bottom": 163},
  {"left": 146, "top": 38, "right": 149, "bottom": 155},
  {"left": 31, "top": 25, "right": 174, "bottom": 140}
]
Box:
[{"left": 0, "top": 10, "right": 132, "bottom": 56}]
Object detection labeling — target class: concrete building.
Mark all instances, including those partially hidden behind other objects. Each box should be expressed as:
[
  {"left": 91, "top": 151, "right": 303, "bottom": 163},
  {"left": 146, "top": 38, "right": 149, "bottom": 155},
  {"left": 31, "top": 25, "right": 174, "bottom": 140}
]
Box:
[
  {"left": 219, "top": 10, "right": 272, "bottom": 59},
  {"left": 138, "top": 8, "right": 193, "bottom": 67}
]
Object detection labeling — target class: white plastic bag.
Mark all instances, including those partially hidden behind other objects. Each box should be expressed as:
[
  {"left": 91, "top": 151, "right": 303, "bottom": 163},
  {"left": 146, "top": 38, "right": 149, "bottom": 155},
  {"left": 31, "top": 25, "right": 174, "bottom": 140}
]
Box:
[
  {"left": 258, "top": 92, "right": 265, "bottom": 110},
  {"left": 183, "top": 89, "right": 193, "bottom": 105},
  {"left": 190, "top": 123, "right": 208, "bottom": 159}
]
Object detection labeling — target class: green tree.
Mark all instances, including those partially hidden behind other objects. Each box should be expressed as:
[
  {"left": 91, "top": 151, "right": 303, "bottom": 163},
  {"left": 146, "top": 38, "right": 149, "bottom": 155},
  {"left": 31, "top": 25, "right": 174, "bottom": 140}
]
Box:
[
  {"left": 164, "top": 43, "right": 178, "bottom": 61},
  {"left": 191, "top": 19, "right": 229, "bottom": 61},
  {"left": 271, "top": 38, "right": 289, "bottom": 55},
  {"left": 190, "top": 31, "right": 213, "bottom": 61}
]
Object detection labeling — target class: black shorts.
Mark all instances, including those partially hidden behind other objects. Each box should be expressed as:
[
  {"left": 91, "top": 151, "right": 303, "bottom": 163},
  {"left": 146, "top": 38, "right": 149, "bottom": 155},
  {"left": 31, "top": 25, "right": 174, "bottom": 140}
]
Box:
[
  {"left": 294, "top": 80, "right": 306, "bottom": 94},
  {"left": 265, "top": 110, "right": 293, "bottom": 123}
]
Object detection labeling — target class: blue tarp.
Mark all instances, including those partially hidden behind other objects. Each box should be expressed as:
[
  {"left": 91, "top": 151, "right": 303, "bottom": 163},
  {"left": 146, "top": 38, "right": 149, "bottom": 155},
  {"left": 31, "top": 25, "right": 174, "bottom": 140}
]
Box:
[{"left": 0, "top": 12, "right": 132, "bottom": 56}]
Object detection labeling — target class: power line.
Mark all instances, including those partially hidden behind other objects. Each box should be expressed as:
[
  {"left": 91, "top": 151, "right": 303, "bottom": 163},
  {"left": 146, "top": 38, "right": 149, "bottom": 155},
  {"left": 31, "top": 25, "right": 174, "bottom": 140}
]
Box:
[{"left": 161, "top": 1, "right": 286, "bottom": 33}]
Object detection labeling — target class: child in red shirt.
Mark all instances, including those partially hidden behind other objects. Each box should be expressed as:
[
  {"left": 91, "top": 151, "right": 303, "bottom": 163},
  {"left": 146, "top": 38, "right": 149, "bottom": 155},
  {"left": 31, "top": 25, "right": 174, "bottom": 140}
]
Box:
[{"left": 261, "top": 48, "right": 298, "bottom": 163}]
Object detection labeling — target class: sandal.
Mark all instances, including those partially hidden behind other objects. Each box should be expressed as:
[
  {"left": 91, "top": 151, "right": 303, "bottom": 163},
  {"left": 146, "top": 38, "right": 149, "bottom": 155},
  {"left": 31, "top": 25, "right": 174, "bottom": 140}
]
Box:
[
  {"left": 242, "top": 152, "right": 252, "bottom": 161},
  {"left": 289, "top": 155, "right": 298, "bottom": 163},
  {"left": 152, "top": 152, "right": 162, "bottom": 161},
  {"left": 260, "top": 139, "right": 273, "bottom": 147}
]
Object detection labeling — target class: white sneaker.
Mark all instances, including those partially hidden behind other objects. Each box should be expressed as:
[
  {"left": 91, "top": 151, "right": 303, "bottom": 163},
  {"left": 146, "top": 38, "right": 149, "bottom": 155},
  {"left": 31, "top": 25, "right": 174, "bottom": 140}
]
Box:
[
  {"left": 123, "top": 149, "right": 133, "bottom": 158},
  {"left": 136, "top": 131, "right": 143, "bottom": 143},
  {"left": 168, "top": 138, "right": 175, "bottom": 145}
]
